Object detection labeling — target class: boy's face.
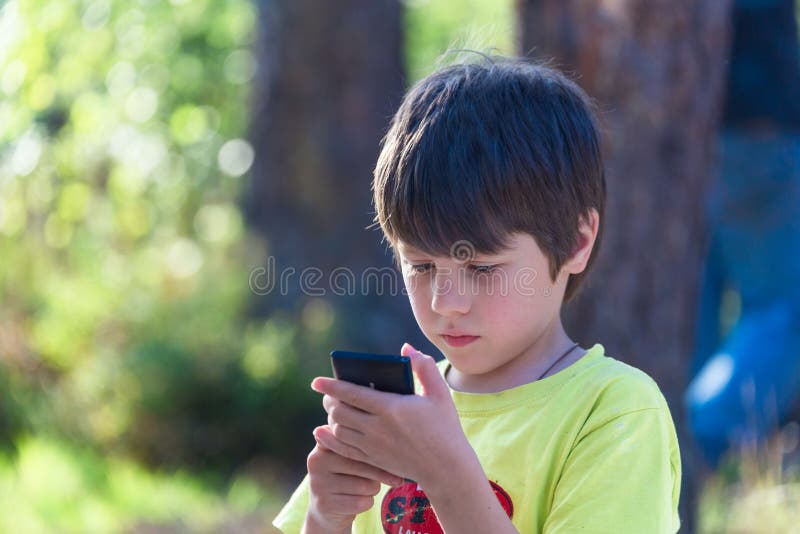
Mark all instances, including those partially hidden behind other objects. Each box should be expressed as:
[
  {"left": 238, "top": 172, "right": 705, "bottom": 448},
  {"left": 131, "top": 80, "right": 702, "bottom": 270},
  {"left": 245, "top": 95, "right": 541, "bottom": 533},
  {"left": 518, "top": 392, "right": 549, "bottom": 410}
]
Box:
[{"left": 395, "top": 232, "right": 570, "bottom": 380}]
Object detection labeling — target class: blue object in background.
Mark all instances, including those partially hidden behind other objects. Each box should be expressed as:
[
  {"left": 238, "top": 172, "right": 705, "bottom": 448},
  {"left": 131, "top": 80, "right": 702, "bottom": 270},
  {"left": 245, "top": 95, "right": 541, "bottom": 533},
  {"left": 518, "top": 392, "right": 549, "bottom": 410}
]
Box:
[
  {"left": 686, "top": 131, "right": 800, "bottom": 464},
  {"left": 685, "top": 0, "right": 800, "bottom": 466}
]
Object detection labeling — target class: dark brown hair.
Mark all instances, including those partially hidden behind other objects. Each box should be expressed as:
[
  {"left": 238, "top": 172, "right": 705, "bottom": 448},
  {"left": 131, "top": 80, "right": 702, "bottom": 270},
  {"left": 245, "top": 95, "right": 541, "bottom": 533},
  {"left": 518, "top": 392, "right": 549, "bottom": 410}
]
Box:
[{"left": 371, "top": 55, "right": 606, "bottom": 303}]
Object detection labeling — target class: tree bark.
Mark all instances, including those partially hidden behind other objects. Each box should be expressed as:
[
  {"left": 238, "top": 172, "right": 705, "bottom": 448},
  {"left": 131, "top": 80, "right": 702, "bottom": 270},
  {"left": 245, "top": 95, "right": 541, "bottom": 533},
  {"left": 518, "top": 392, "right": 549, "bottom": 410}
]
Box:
[
  {"left": 518, "top": 1, "right": 732, "bottom": 530},
  {"left": 246, "top": 0, "right": 423, "bottom": 352}
]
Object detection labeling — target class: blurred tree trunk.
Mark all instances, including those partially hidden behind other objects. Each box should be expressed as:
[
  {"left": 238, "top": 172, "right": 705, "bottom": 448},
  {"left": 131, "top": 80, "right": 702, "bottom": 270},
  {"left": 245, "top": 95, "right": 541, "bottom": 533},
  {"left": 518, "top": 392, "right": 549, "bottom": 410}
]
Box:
[
  {"left": 518, "top": 0, "right": 732, "bottom": 530},
  {"left": 246, "top": 1, "right": 423, "bottom": 353}
]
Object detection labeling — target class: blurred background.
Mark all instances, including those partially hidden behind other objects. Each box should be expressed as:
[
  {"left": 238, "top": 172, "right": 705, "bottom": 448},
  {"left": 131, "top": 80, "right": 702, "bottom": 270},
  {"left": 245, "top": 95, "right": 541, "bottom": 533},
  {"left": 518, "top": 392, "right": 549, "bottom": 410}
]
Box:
[{"left": 1, "top": 0, "right": 799, "bottom": 532}]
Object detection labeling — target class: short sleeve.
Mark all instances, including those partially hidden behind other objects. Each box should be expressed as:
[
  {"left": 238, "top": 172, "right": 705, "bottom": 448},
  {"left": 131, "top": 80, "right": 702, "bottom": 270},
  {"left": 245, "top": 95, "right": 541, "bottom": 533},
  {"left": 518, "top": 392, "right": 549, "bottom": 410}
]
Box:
[
  {"left": 272, "top": 474, "right": 311, "bottom": 534},
  {"left": 543, "top": 406, "right": 681, "bottom": 533}
]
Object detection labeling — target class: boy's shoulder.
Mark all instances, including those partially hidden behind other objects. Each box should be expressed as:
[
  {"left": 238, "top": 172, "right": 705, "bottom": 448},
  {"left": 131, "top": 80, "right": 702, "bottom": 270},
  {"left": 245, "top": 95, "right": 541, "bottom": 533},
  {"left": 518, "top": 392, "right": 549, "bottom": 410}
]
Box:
[
  {"left": 556, "top": 344, "right": 675, "bottom": 435},
  {"left": 434, "top": 343, "right": 670, "bottom": 416},
  {"left": 574, "top": 344, "right": 668, "bottom": 409}
]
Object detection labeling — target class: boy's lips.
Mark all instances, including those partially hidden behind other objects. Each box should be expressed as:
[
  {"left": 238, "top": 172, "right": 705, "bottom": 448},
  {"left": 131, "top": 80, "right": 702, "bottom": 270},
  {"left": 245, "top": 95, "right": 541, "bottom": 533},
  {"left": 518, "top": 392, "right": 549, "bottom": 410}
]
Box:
[
  {"left": 441, "top": 333, "right": 480, "bottom": 347},
  {"left": 441, "top": 328, "right": 475, "bottom": 336}
]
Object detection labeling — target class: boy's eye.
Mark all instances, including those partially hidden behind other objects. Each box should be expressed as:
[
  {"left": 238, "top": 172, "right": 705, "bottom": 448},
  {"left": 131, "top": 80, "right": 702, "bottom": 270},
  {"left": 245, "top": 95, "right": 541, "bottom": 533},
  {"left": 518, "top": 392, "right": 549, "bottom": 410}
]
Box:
[
  {"left": 470, "top": 264, "right": 498, "bottom": 274},
  {"left": 409, "top": 263, "right": 433, "bottom": 274},
  {"left": 408, "top": 263, "right": 498, "bottom": 275}
]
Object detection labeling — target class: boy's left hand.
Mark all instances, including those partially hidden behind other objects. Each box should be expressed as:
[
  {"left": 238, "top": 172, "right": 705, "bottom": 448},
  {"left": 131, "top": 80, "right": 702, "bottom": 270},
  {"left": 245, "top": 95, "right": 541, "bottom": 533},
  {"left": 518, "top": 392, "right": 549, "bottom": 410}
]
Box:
[{"left": 310, "top": 343, "right": 471, "bottom": 487}]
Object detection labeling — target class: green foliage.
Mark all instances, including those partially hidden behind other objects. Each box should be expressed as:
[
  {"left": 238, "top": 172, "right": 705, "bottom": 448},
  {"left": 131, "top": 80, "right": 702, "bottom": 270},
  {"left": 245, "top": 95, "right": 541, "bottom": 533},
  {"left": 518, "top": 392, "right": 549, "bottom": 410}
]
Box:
[
  {"left": 0, "top": 0, "right": 329, "bottom": 475},
  {"left": 403, "top": 0, "right": 515, "bottom": 81},
  {"left": 0, "top": 0, "right": 518, "bottom": 507},
  {"left": 0, "top": 0, "right": 518, "bottom": 488},
  {"left": 0, "top": 436, "right": 280, "bottom": 532}
]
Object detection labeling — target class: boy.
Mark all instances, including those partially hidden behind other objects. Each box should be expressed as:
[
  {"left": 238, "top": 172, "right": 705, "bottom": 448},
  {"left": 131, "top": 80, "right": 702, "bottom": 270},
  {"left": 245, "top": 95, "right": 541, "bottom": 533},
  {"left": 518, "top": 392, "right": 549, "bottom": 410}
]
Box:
[{"left": 273, "top": 55, "right": 681, "bottom": 533}]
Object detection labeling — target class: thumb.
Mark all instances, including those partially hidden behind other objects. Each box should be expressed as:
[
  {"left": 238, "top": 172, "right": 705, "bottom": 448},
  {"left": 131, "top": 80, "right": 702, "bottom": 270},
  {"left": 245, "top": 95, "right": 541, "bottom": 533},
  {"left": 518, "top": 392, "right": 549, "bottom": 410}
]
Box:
[{"left": 401, "top": 342, "right": 448, "bottom": 398}]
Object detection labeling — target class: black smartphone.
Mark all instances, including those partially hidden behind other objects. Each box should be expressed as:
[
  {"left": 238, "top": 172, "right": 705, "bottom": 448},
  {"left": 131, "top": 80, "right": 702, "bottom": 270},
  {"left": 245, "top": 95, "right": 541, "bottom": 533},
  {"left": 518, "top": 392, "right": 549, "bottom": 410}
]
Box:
[{"left": 329, "top": 350, "right": 415, "bottom": 395}]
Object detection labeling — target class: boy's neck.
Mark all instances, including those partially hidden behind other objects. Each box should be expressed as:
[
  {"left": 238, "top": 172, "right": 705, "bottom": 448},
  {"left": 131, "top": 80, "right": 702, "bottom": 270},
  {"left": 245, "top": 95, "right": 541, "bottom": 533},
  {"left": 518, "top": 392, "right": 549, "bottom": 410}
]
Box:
[{"left": 445, "top": 317, "right": 585, "bottom": 394}]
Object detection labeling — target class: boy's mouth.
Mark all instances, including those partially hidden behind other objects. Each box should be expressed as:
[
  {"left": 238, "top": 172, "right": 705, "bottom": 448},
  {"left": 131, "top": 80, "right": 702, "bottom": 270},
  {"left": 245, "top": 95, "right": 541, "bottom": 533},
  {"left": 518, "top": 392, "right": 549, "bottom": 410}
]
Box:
[{"left": 441, "top": 334, "right": 480, "bottom": 347}]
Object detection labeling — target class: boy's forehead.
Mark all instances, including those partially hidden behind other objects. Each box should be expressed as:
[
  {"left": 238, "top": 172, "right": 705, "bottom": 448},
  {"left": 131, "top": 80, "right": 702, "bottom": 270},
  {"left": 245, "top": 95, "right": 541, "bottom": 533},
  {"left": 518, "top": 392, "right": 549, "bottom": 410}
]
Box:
[
  {"left": 395, "top": 241, "right": 424, "bottom": 254},
  {"left": 395, "top": 242, "right": 428, "bottom": 258}
]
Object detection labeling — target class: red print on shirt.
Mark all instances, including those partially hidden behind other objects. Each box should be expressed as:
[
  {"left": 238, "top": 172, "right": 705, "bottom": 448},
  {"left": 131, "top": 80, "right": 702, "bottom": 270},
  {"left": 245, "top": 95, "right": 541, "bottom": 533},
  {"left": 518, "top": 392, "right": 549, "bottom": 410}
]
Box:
[{"left": 380, "top": 479, "right": 513, "bottom": 533}]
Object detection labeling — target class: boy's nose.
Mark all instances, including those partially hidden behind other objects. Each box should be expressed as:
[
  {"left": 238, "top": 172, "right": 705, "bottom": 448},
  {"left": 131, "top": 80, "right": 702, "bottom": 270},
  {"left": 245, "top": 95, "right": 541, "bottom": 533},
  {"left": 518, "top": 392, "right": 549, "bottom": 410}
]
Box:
[{"left": 430, "top": 269, "right": 472, "bottom": 316}]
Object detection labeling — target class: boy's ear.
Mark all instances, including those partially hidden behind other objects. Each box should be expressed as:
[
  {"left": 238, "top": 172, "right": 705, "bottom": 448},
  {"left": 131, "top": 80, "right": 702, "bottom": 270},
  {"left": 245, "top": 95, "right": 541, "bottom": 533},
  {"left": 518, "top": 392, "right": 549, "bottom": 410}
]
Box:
[{"left": 562, "top": 208, "right": 600, "bottom": 276}]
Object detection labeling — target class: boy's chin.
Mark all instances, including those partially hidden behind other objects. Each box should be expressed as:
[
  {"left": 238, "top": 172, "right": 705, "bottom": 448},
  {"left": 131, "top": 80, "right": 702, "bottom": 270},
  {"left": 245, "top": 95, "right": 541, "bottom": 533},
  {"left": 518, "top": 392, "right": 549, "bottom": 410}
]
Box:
[{"left": 446, "top": 359, "right": 505, "bottom": 380}]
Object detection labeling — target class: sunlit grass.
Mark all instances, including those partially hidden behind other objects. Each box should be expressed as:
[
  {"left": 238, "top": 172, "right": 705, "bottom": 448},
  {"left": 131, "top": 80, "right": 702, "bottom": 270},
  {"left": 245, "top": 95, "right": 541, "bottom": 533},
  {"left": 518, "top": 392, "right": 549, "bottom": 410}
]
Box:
[
  {"left": 698, "top": 422, "right": 800, "bottom": 533},
  {"left": 0, "top": 437, "right": 283, "bottom": 533}
]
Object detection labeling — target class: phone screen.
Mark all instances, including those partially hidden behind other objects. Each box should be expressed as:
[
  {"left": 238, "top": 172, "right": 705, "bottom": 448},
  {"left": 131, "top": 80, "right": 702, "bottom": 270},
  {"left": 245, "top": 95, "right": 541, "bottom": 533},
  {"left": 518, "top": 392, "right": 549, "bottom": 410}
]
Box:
[{"left": 329, "top": 350, "right": 415, "bottom": 395}]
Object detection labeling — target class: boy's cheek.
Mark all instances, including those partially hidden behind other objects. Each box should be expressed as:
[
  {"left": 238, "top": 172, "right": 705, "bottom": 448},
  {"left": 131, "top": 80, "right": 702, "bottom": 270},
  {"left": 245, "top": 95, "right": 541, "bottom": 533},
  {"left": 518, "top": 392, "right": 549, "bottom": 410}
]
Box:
[
  {"left": 405, "top": 288, "right": 430, "bottom": 316},
  {"left": 401, "top": 273, "right": 424, "bottom": 297}
]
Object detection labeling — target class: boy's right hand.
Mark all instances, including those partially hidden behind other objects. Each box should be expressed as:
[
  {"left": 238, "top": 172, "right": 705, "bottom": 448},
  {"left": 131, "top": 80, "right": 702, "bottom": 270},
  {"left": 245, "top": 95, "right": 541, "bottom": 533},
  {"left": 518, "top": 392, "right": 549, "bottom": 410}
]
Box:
[{"left": 303, "top": 435, "right": 404, "bottom": 534}]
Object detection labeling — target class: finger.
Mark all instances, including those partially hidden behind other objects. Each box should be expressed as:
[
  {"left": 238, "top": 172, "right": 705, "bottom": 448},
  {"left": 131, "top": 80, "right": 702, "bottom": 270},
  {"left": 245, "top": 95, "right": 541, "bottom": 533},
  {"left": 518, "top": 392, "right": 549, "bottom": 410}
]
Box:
[
  {"left": 402, "top": 342, "right": 448, "bottom": 399},
  {"left": 328, "top": 398, "right": 374, "bottom": 431},
  {"left": 347, "top": 465, "right": 405, "bottom": 488},
  {"left": 331, "top": 422, "right": 365, "bottom": 449},
  {"left": 323, "top": 394, "right": 370, "bottom": 419},
  {"left": 326, "top": 473, "right": 381, "bottom": 497},
  {"left": 315, "top": 446, "right": 404, "bottom": 486},
  {"left": 336, "top": 460, "right": 405, "bottom": 487},
  {"left": 328, "top": 414, "right": 364, "bottom": 440},
  {"left": 314, "top": 493, "right": 375, "bottom": 516},
  {"left": 312, "top": 377, "right": 396, "bottom": 414},
  {"left": 314, "top": 425, "right": 368, "bottom": 463},
  {"left": 307, "top": 480, "right": 375, "bottom": 516},
  {"left": 322, "top": 393, "right": 337, "bottom": 414},
  {"left": 310, "top": 443, "right": 403, "bottom": 487}
]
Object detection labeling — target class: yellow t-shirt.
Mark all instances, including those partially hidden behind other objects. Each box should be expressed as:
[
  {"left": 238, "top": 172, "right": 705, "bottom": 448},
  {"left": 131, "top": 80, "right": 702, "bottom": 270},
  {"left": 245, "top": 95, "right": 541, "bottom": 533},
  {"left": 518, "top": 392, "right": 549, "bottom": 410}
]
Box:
[{"left": 273, "top": 343, "right": 682, "bottom": 533}]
